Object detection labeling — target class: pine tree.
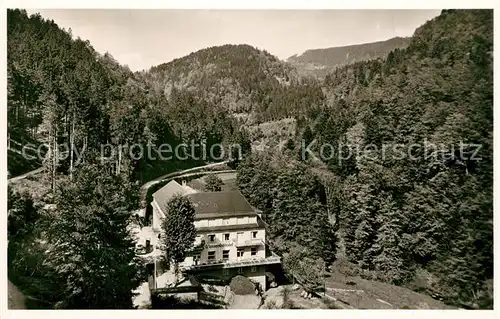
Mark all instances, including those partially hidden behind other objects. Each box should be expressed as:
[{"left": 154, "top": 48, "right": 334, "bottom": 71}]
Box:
[
  {"left": 204, "top": 173, "right": 223, "bottom": 192},
  {"left": 160, "top": 194, "right": 196, "bottom": 281},
  {"left": 372, "top": 194, "right": 409, "bottom": 284},
  {"left": 44, "top": 163, "right": 142, "bottom": 308}
]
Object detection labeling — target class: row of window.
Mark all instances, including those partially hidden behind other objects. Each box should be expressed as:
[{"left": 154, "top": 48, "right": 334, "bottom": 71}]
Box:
[
  {"left": 200, "top": 217, "right": 254, "bottom": 227},
  {"left": 207, "top": 231, "right": 258, "bottom": 242},
  {"left": 205, "top": 247, "right": 258, "bottom": 260}
]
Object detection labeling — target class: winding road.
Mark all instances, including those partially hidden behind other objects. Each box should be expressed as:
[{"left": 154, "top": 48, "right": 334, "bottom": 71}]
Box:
[
  {"left": 138, "top": 160, "right": 231, "bottom": 205},
  {"left": 8, "top": 167, "right": 45, "bottom": 183}
]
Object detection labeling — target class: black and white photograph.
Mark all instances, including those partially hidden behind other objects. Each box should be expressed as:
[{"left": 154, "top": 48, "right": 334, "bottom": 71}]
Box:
[{"left": 4, "top": 4, "right": 494, "bottom": 313}]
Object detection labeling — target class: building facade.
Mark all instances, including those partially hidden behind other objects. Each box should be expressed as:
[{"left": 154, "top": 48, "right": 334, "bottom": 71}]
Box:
[{"left": 151, "top": 180, "right": 280, "bottom": 290}]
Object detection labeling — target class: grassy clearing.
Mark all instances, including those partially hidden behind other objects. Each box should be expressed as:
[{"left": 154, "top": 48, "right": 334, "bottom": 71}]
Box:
[
  {"left": 246, "top": 118, "right": 296, "bottom": 151},
  {"left": 323, "top": 271, "right": 452, "bottom": 309},
  {"left": 188, "top": 172, "right": 238, "bottom": 192}
]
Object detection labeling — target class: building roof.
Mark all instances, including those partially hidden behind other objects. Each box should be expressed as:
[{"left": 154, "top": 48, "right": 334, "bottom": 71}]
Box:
[
  {"left": 152, "top": 180, "right": 198, "bottom": 217},
  {"left": 153, "top": 182, "right": 257, "bottom": 220},
  {"left": 153, "top": 180, "right": 185, "bottom": 201},
  {"left": 187, "top": 191, "right": 257, "bottom": 220}
]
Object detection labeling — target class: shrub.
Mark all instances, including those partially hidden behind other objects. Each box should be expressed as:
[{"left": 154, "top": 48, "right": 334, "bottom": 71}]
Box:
[
  {"left": 204, "top": 173, "right": 223, "bottom": 192},
  {"left": 330, "top": 257, "right": 362, "bottom": 277},
  {"left": 229, "top": 276, "right": 255, "bottom": 295},
  {"left": 282, "top": 286, "right": 294, "bottom": 309},
  {"left": 322, "top": 297, "right": 341, "bottom": 309},
  {"left": 264, "top": 299, "right": 278, "bottom": 309}
]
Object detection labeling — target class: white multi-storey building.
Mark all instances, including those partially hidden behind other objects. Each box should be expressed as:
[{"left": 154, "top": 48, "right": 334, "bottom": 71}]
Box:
[{"left": 151, "top": 180, "right": 281, "bottom": 290}]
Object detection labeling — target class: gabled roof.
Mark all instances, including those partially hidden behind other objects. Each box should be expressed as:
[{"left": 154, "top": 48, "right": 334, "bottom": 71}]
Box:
[
  {"left": 153, "top": 182, "right": 257, "bottom": 220},
  {"left": 187, "top": 191, "right": 257, "bottom": 220},
  {"left": 153, "top": 180, "right": 187, "bottom": 203},
  {"left": 152, "top": 180, "right": 197, "bottom": 216}
]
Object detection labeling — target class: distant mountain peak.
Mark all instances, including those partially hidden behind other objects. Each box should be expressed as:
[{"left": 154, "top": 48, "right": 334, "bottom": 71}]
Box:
[
  {"left": 287, "top": 37, "right": 411, "bottom": 78},
  {"left": 143, "top": 43, "right": 308, "bottom": 118}
]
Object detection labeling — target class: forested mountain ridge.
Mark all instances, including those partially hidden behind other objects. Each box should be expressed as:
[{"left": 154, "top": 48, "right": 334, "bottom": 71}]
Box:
[
  {"left": 8, "top": 9, "right": 132, "bottom": 173},
  {"left": 238, "top": 9, "right": 493, "bottom": 309},
  {"left": 7, "top": 9, "right": 253, "bottom": 183},
  {"left": 7, "top": 9, "right": 254, "bottom": 308},
  {"left": 287, "top": 37, "right": 411, "bottom": 78},
  {"left": 323, "top": 9, "right": 494, "bottom": 307},
  {"left": 141, "top": 44, "right": 325, "bottom": 123},
  {"left": 7, "top": 8, "right": 493, "bottom": 310}
]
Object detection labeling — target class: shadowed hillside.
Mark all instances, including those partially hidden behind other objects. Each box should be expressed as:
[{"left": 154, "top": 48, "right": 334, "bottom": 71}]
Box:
[{"left": 239, "top": 9, "right": 493, "bottom": 309}]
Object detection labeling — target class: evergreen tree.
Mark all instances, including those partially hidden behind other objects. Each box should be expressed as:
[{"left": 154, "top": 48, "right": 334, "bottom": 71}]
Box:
[
  {"left": 44, "top": 163, "right": 141, "bottom": 308},
  {"left": 160, "top": 194, "right": 196, "bottom": 280},
  {"left": 7, "top": 187, "right": 38, "bottom": 241},
  {"left": 204, "top": 173, "right": 223, "bottom": 192},
  {"left": 371, "top": 194, "right": 409, "bottom": 284}
]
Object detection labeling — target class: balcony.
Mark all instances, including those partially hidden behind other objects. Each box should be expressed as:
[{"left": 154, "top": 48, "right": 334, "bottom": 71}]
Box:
[
  {"left": 179, "top": 255, "right": 281, "bottom": 272},
  {"left": 202, "top": 238, "right": 262, "bottom": 248},
  {"left": 233, "top": 238, "right": 264, "bottom": 247},
  {"left": 204, "top": 240, "right": 229, "bottom": 248},
  {"left": 185, "top": 240, "right": 206, "bottom": 256}
]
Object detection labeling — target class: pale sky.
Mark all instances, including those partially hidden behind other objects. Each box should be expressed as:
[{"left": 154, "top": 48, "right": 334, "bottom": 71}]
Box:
[{"left": 26, "top": 9, "right": 440, "bottom": 72}]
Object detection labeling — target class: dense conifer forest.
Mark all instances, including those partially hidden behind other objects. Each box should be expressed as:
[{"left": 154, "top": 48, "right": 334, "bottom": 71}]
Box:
[
  {"left": 7, "top": 9, "right": 492, "bottom": 309},
  {"left": 238, "top": 9, "right": 493, "bottom": 308}
]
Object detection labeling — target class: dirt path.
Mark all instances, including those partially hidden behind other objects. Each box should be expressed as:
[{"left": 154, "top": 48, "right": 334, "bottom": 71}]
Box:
[
  {"left": 8, "top": 167, "right": 45, "bottom": 183},
  {"left": 8, "top": 280, "right": 26, "bottom": 309}
]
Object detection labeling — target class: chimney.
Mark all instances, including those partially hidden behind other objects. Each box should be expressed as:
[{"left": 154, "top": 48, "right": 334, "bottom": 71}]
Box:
[{"left": 182, "top": 180, "right": 187, "bottom": 187}]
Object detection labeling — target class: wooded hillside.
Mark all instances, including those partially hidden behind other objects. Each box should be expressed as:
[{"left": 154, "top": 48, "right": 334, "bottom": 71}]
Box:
[
  {"left": 143, "top": 44, "right": 325, "bottom": 122},
  {"left": 7, "top": 9, "right": 252, "bottom": 183},
  {"left": 238, "top": 9, "right": 493, "bottom": 309},
  {"left": 7, "top": 8, "right": 493, "bottom": 309}
]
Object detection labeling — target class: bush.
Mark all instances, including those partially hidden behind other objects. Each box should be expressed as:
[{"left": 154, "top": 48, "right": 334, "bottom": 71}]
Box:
[
  {"left": 282, "top": 286, "right": 294, "bottom": 309},
  {"left": 283, "top": 248, "right": 326, "bottom": 293},
  {"left": 229, "top": 276, "right": 255, "bottom": 295},
  {"left": 204, "top": 174, "right": 223, "bottom": 192},
  {"left": 322, "top": 297, "right": 341, "bottom": 309},
  {"left": 330, "top": 257, "right": 362, "bottom": 277},
  {"left": 263, "top": 299, "right": 278, "bottom": 309}
]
